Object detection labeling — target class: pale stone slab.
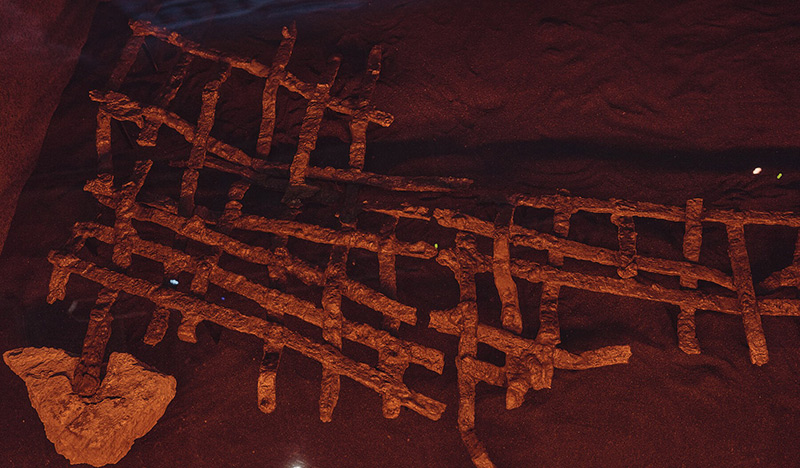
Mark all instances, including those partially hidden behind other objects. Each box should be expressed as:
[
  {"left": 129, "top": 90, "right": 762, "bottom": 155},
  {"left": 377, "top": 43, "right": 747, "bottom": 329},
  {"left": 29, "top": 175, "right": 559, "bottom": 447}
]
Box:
[{"left": 4, "top": 347, "right": 175, "bottom": 466}]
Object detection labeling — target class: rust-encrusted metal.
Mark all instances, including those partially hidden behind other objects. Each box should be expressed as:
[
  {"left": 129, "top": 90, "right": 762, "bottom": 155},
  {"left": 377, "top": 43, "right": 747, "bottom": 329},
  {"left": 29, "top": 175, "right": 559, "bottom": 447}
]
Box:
[{"left": 46, "top": 21, "right": 800, "bottom": 468}]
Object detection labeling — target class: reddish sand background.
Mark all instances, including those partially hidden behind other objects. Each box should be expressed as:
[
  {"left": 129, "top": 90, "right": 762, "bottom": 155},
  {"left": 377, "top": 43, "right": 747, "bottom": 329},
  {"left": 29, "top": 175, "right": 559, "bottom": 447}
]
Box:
[{"left": 2, "top": 1, "right": 800, "bottom": 467}]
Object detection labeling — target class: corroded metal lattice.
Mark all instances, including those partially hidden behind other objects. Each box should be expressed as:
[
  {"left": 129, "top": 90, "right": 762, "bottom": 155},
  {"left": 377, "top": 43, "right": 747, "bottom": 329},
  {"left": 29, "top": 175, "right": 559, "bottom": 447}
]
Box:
[{"left": 47, "top": 21, "right": 800, "bottom": 468}]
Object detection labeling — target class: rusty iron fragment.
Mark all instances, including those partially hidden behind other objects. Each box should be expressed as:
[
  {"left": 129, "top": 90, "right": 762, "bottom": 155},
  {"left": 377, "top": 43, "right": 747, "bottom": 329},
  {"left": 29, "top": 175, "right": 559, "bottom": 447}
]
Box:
[
  {"left": 320, "top": 245, "right": 347, "bottom": 422},
  {"left": 54, "top": 150, "right": 800, "bottom": 468},
  {"left": 90, "top": 89, "right": 470, "bottom": 193},
  {"left": 349, "top": 46, "right": 383, "bottom": 171},
  {"left": 50, "top": 250, "right": 446, "bottom": 420},
  {"left": 109, "top": 19, "right": 469, "bottom": 202},
  {"left": 72, "top": 289, "right": 119, "bottom": 397},
  {"left": 287, "top": 57, "right": 340, "bottom": 188},
  {"left": 726, "top": 223, "right": 768, "bottom": 365},
  {"left": 143, "top": 308, "right": 171, "bottom": 346},
  {"left": 430, "top": 232, "right": 630, "bottom": 467},
  {"left": 43, "top": 20, "right": 800, "bottom": 468},
  {"left": 537, "top": 282, "right": 561, "bottom": 346},
  {"left": 681, "top": 198, "right": 703, "bottom": 288},
  {"left": 378, "top": 216, "right": 401, "bottom": 332},
  {"left": 611, "top": 212, "right": 638, "bottom": 279},
  {"left": 137, "top": 53, "right": 194, "bottom": 147},
  {"left": 548, "top": 197, "right": 573, "bottom": 266},
  {"left": 180, "top": 65, "right": 231, "bottom": 216},
  {"left": 677, "top": 307, "right": 701, "bottom": 355},
  {"left": 107, "top": 32, "right": 146, "bottom": 91},
  {"left": 258, "top": 328, "right": 284, "bottom": 414},
  {"left": 493, "top": 207, "right": 522, "bottom": 334},
  {"left": 258, "top": 23, "right": 297, "bottom": 158}
]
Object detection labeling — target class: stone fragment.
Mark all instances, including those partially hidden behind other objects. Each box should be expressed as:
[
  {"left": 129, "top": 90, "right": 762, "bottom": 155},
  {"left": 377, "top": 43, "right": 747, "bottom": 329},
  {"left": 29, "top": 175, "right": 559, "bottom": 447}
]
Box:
[{"left": 4, "top": 347, "right": 176, "bottom": 467}]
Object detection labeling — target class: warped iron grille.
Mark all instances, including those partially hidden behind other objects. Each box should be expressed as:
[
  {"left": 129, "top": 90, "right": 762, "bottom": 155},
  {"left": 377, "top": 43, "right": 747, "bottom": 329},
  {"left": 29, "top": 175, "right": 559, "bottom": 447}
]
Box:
[{"left": 47, "top": 21, "right": 800, "bottom": 468}]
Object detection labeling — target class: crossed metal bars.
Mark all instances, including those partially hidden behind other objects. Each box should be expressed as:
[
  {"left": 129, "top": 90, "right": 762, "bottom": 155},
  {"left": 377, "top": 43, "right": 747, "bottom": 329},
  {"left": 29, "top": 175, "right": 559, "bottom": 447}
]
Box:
[
  {"left": 385, "top": 197, "right": 800, "bottom": 466},
  {"left": 44, "top": 19, "right": 800, "bottom": 468},
  {"left": 509, "top": 193, "right": 800, "bottom": 364},
  {"left": 49, "top": 159, "right": 447, "bottom": 420},
  {"left": 95, "top": 20, "right": 470, "bottom": 203},
  {"left": 52, "top": 162, "right": 800, "bottom": 467},
  {"left": 48, "top": 158, "right": 636, "bottom": 467}
]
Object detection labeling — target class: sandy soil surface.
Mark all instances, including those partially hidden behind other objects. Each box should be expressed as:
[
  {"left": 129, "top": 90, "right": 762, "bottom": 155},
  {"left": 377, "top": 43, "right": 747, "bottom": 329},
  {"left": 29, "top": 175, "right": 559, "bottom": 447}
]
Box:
[{"left": 2, "top": 1, "right": 800, "bottom": 467}]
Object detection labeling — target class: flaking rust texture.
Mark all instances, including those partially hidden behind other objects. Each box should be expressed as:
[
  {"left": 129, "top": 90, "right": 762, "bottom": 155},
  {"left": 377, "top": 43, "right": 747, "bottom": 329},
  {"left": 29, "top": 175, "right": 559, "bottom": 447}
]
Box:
[{"left": 44, "top": 20, "right": 800, "bottom": 468}]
